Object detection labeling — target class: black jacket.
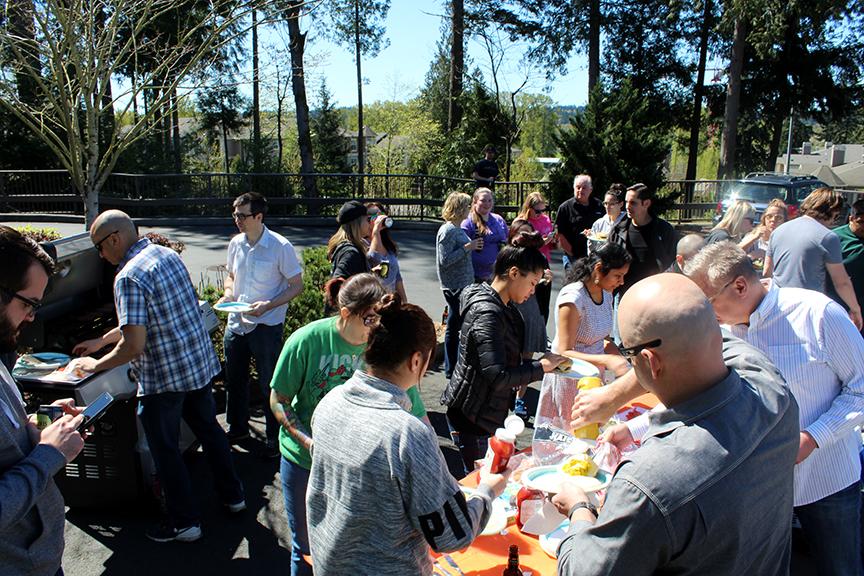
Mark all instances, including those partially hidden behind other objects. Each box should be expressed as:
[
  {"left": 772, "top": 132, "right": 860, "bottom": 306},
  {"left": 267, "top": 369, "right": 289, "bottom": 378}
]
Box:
[
  {"left": 441, "top": 283, "right": 544, "bottom": 435},
  {"left": 608, "top": 215, "right": 678, "bottom": 292},
  {"left": 330, "top": 241, "right": 368, "bottom": 279}
]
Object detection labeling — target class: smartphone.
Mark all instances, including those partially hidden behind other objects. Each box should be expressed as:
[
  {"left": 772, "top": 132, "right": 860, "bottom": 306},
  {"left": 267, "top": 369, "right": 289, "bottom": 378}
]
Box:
[{"left": 77, "top": 391, "right": 114, "bottom": 432}]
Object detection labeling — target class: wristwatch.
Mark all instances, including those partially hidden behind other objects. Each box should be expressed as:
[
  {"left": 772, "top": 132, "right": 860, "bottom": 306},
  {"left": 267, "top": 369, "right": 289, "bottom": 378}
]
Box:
[{"left": 568, "top": 500, "right": 599, "bottom": 519}]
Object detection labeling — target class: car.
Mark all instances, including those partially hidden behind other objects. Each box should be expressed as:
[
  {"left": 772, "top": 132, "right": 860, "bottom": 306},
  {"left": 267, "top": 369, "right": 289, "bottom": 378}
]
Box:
[{"left": 714, "top": 173, "right": 828, "bottom": 224}]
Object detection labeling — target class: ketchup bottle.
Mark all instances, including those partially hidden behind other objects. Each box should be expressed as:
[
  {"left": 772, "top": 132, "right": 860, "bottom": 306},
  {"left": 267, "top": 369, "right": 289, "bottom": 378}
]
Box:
[
  {"left": 516, "top": 486, "right": 545, "bottom": 531},
  {"left": 489, "top": 427, "right": 516, "bottom": 473}
]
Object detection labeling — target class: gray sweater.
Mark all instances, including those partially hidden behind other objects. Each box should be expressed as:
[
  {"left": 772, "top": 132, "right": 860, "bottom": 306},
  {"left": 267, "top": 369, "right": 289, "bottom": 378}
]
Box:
[
  {"left": 307, "top": 370, "right": 492, "bottom": 575},
  {"left": 436, "top": 222, "right": 474, "bottom": 292},
  {"left": 0, "top": 364, "right": 67, "bottom": 576}
]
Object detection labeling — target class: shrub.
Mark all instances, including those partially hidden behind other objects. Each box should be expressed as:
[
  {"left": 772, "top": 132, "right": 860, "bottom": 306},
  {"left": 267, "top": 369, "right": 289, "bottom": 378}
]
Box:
[{"left": 16, "top": 225, "right": 62, "bottom": 243}]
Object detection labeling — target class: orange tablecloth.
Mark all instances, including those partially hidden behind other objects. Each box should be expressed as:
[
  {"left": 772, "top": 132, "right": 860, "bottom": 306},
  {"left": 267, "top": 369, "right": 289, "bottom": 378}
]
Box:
[{"left": 441, "top": 393, "right": 660, "bottom": 575}]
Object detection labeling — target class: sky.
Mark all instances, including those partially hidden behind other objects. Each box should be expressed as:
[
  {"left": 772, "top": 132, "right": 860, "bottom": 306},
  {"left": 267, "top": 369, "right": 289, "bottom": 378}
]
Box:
[{"left": 257, "top": 1, "right": 590, "bottom": 109}]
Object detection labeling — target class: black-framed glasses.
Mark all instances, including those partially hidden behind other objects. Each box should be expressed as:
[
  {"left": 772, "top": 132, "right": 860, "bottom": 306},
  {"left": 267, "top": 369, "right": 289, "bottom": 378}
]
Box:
[
  {"left": 361, "top": 312, "right": 379, "bottom": 327},
  {"left": 0, "top": 287, "right": 42, "bottom": 314},
  {"left": 602, "top": 201, "right": 621, "bottom": 207},
  {"left": 619, "top": 338, "right": 662, "bottom": 358},
  {"left": 232, "top": 211, "right": 259, "bottom": 221},
  {"left": 93, "top": 230, "right": 119, "bottom": 253},
  {"left": 533, "top": 206, "right": 547, "bottom": 212}
]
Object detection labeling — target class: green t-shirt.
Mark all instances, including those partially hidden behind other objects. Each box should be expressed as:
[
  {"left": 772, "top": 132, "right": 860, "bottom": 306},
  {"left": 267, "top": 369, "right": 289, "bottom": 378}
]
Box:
[
  {"left": 833, "top": 224, "right": 864, "bottom": 313},
  {"left": 271, "top": 316, "right": 427, "bottom": 469}
]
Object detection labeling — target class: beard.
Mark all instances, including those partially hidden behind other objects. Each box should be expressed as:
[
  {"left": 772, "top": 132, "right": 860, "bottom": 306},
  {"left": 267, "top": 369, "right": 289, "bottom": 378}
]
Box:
[{"left": 0, "top": 311, "right": 22, "bottom": 353}]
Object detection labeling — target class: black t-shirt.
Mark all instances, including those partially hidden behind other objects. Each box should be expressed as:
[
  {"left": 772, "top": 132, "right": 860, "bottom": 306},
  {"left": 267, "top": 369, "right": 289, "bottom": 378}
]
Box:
[
  {"left": 556, "top": 197, "right": 605, "bottom": 259},
  {"left": 622, "top": 219, "right": 659, "bottom": 293},
  {"left": 473, "top": 159, "right": 499, "bottom": 185}
]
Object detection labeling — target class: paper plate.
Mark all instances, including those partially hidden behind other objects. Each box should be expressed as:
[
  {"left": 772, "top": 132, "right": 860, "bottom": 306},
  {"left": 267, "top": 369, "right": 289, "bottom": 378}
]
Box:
[
  {"left": 522, "top": 466, "right": 611, "bottom": 494},
  {"left": 213, "top": 302, "right": 254, "bottom": 313},
  {"left": 586, "top": 234, "right": 608, "bottom": 243},
  {"left": 539, "top": 520, "right": 570, "bottom": 558},
  {"left": 460, "top": 487, "right": 510, "bottom": 536},
  {"left": 555, "top": 358, "right": 600, "bottom": 379}
]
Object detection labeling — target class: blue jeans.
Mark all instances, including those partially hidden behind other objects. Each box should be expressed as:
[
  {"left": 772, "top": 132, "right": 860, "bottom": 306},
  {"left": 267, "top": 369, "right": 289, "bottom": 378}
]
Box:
[
  {"left": 794, "top": 481, "right": 862, "bottom": 576},
  {"left": 447, "top": 419, "right": 490, "bottom": 478},
  {"left": 224, "top": 323, "right": 283, "bottom": 442},
  {"left": 442, "top": 289, "right": 465, "bottom": 379},
  {"left": 138, "top": 384, "right": 244, "bottom": 528},
  {"left": 280, "top": 457, "right": 313, "bottom": 576}
]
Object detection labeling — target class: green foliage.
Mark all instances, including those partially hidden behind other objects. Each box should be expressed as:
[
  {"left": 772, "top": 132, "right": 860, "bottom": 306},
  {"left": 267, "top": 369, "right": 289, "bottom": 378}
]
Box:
[
  {"left": 553, "top": 81, "right": 671, "bottom": 209},
  {"left": 15, "top": 226, "right": 61, "bottom": 243},
  {"left": 364, "top": 99, "right": 444, "bottom": 175},
  {"left": 509, "top": 148, "right": 548, "bottom": 182},
  {"left": 311, "top": 81, "right": 351, "bottom": 177},
  {"left": 197, "top": 82, "right": 249, "bottom": 171},
  {"left": 516, "top": 93, "right": 559, "bottom": 158},
  {"left": 325, "top": 0, "right": 392, "bottom": 57}
]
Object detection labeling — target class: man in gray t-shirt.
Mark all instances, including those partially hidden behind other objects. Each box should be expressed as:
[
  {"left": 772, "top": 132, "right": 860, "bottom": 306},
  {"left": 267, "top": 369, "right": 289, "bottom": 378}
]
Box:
[
  {"left": 765, "top": 215, "right": 842, "bottom": 291},
  {"left": 763, "top": 187, "right": 862, "bottom": 330}
]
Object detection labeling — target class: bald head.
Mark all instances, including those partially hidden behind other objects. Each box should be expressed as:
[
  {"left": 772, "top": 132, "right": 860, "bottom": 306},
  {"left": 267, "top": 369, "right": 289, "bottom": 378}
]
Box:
[
  {"left": 91, "top": 209, "right": 137, "bottom": 241},
  {"left": 677, "top": 234, "right": 706, "bottom": 260},
  {"left": 619, "top": 273, "right": 726, "bottom": 403}
]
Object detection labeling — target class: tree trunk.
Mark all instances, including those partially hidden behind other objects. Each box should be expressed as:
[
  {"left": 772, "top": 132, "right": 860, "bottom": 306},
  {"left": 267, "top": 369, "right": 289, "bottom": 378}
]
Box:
[
  {"left": 717, "top": 17, "right": 747, "bottom": 180},
  {"left": 171, "top": 88, "right": 182, "bottom": 173},
  {"left": 685, "top": 0, "right": 711, "bottom": 189},
  {"left": 9, "top": 0, "right": 40, "bottom": 104},
  {"left": 767, "top": 108, "right": 785, "bottom": 172},
  {"left": 588, "top": 0, "right": 601, "bottom": 91},
  {"left": 276, "top": 67, "right": 285, "bottom": 170},
  {"left": 221, "top": 114, "right": 230, "bottom": 174},
  {"left": 447, "top": 0, "right": 464, "bottom": 132},
  {"left": 251, "top": 8, "right": 261, "bottom": 172},
  {"left": 286, "top": 0, "right": 319, "bottom": 210},
  {"left": 354, "top": 0, "right": 365, "bottom": 196}
]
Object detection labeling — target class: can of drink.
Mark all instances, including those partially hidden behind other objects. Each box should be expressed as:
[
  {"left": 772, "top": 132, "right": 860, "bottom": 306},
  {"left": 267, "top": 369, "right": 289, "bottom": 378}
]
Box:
[
  {"left": 36, "top": 405, "right": 64, "bottom": 430},
  {"left": 378, "top": 260, "right": 390, "bottom": 278},
  {"left": 372, "top": 214, "right": 393, "bottom": 228}
]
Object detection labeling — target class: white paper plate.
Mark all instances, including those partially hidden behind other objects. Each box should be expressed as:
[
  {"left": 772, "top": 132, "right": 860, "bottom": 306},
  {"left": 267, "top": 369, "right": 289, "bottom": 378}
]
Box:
[
  {"left": 213, "top": 302, "right": 254, "bottom": 313},
  {"left": 539, "top": 521, "right": 570, "bottom": 558},
  {"left": 586, "top": 235, "right": 608, "bottom": 243},
  {"left": 460, "top": 487, "right": 509, "bottom": 536},
  {"left": 555, "top": 358, "right": 600, "bottom": 379},
  {"left": 522, "top": 465, "right": 611, "bottom": 494}
]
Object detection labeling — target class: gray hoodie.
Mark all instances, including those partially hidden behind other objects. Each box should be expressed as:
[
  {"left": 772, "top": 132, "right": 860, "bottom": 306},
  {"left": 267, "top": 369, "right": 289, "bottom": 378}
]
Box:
[{"left": 307, "top": 370, "right": 492, "bottom": 575}]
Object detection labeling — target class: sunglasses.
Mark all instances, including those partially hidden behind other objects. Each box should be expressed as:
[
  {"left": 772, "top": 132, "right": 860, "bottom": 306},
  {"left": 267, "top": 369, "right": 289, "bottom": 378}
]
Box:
[
  {"left": 93, "top": 230, "right": 119, "bottom": 253},
  {"left": 0, "top": 287, "right": 42, "bottom": 314},
  {"left": 532, "top": 206, "right": 547, "bottom": 213},
  {"left": 619, "top": 338, "right": 662, "bottom": 358},
  {"left": 232, "top": 212, "right": 260, "bottom": 221}
]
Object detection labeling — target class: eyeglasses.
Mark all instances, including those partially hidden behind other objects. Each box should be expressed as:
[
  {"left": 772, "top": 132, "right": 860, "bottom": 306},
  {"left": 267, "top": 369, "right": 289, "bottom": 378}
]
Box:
[
  {"left": 361, "top": 313, "right": 379, "bottom": 327},
  {"left": 232, "top": 211, "right": 260, "bottom": 221},
  {"left": 602, "top": 201, "right": 621, "bottom": 207},
  {"left": 707, "top": 278, "right": 736, "bottom": 303},
  {"left": 93, "top": 230, "right": 119, "bottom": 253},
  {"left": 0, "top": 287, "right": 42, "bottom": 314},
  {"left": 532, "top": 206, "right": 547, "bottom": 212},
  {"left": 619, "top": 338, "right": 662, "bottom": 358}
]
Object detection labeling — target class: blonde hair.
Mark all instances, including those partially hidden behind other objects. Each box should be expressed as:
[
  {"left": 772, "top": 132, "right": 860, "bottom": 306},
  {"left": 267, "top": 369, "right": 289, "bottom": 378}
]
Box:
[
  {"left": 327, "top": 217, "right": 367, "bottom": 260},
  {"left": 763, "top": 198, "right": 788, "bottom": 222},
  {"left": 712, "top": 200, "right": 756, "bottom": 240},
  {"left": 518, "top": 192, "right": 548, "bottom": 221},
  {"left": 470, "top": 188, "right": 493, "bottom": 236},
  {"left": 442, "top": 191, "right": 472, "bottom": 223}
]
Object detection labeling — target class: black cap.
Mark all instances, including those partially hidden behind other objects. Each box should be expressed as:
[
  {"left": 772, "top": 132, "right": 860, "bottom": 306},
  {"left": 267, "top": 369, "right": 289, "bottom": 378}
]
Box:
[{"left": 337, "top": 200, "right": 367, "bottom": 224}]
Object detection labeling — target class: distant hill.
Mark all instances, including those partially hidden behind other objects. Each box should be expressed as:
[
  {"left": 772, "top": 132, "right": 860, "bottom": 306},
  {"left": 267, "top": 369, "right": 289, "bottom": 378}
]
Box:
[{"left": 553, "top": 105, "right": 583, "bottom": 125}]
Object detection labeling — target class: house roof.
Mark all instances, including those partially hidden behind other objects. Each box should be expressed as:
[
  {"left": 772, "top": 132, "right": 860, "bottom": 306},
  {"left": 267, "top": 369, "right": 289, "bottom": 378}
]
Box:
[
  {"left": 810, "top": 165, "right": 846, "bottom": 187},
  {"left": 833, "top": 162, "right": 864, "bottom": 188}
]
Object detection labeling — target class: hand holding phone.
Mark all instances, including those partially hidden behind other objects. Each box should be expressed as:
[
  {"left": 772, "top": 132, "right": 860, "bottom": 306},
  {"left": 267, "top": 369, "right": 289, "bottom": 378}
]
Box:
[{"left": 76, "top": 392, "right": 114, "bottom": 433}]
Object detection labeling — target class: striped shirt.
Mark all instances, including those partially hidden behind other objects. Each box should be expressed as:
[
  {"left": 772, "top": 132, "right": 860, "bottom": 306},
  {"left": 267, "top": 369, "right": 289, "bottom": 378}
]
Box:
[
  {"left": 728, "top": 286, "right": 864, "bottom": 506},
  {"left": 115, "top": 238, "right": 221, "bottom": 396}
]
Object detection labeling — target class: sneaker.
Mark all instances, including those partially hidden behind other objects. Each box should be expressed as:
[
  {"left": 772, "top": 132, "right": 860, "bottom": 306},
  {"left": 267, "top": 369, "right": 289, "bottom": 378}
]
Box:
[
  {"left": 514, "top": 398, "right": 529, "bottom": 421},
  {"left": 225, "top": 499, "right": 247, "bottom": 513},
  {"left": 146, "top": 523, "right": 202, "bottom": 543},
  {"left": 226, "top": 429, "right": 250, "bottom": 443}
]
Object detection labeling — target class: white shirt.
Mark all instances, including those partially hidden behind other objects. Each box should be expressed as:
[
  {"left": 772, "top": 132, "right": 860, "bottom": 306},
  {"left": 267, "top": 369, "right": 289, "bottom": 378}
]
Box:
[
  {"left": 226, "top": 226, "right": 302, "bottom": 335},
  {"left": 0, "top": 362, "right": 24, "bottom": 429},
  {"left": 729, "top": 286, "right": 864, "bottom": 506}
]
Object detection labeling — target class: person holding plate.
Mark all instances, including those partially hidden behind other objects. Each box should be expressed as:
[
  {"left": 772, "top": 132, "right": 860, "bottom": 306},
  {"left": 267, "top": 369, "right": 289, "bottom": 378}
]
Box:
[{"left": 218, "top": 192, "right": 303, "bottom": 455}]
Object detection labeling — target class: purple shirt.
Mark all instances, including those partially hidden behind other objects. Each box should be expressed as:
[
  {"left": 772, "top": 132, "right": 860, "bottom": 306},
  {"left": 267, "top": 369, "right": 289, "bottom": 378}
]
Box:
[{"left": 461, "top": 213, "right": 509, "bottom": 281}]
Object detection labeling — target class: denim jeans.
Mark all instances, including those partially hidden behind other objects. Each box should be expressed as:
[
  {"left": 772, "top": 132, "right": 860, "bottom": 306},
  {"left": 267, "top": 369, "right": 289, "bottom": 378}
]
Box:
[
  {"left": 442, "top": 288, "right": 465, "bottom": 379},
  {"left": 224, "top": 323, "right": 283, "bottom": 442},
  {"left": 446, "top": 417, "right": 490, "bottom": 478},
  {"left": 138, "top": 384, "right": 244, "bottom": 528},
  {"left": 280, "top": 457, "right": 313, "bottom": 576},
  {"left": 794, "top": 481, "right": 862, "bottom": 576}
]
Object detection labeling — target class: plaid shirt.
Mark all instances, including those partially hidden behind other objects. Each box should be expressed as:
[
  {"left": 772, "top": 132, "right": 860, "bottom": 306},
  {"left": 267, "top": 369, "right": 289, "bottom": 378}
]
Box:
[{"left": 114, "top": 238, "right": 220, "bottom": 396}]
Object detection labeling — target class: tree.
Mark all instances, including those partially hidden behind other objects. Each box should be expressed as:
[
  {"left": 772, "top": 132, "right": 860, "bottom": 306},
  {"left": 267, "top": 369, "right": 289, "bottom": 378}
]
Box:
[
  {"left": 197, "top": 82, "right": 248, "bottom": 173},
  {"left": 311, "top": 81, "right": 350, "bottom": 176},
  {"left": 448, "top": 0, "right": 464, "bottom": 131},
  {"left": 0, "top": 0, "right": 264, "bottom": 226},
  {"left": 326, "top": 0, "right": 390, "bottom": 192},
  {"left": 553, "top": 81, "right": 670, "bottom": 206}
]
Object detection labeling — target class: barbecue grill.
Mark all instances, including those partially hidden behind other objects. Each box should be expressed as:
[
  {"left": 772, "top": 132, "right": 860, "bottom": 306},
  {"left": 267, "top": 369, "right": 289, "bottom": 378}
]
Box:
[{"left": 13, "top": 232, "right": 220, "bottom": 507}]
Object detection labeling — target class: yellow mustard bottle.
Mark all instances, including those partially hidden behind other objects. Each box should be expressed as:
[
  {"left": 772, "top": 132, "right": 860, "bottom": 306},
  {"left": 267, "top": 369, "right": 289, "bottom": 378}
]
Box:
[{"left": 572, "top": 376, "right": 603, "bottom": 439}]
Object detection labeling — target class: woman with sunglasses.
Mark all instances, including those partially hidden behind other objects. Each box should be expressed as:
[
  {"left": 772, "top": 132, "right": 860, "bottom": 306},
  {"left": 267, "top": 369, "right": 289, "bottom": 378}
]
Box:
[
  {"left": 518, "top": 192, "right": 556, "bottom": 322},
  {"left": 365, "top": 201, "right": 408, "bottom": 302},
  {"left": 269, "top": 273, "right": 428, "bottom": 576},
  {"left": 739, "top": 198, "right": 787, "bottom": 263},
  {"left": 589, "top": 184, "right": 626, "bottom": 242},
  {"left": 705, "top": 199, "right": 756, "bottom": 245}
]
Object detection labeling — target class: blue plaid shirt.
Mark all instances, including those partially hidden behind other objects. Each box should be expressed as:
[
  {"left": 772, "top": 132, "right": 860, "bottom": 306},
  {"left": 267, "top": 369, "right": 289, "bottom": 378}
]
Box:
[{"left": 114, "top": 238, "right": 220, "bottom": 396}]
